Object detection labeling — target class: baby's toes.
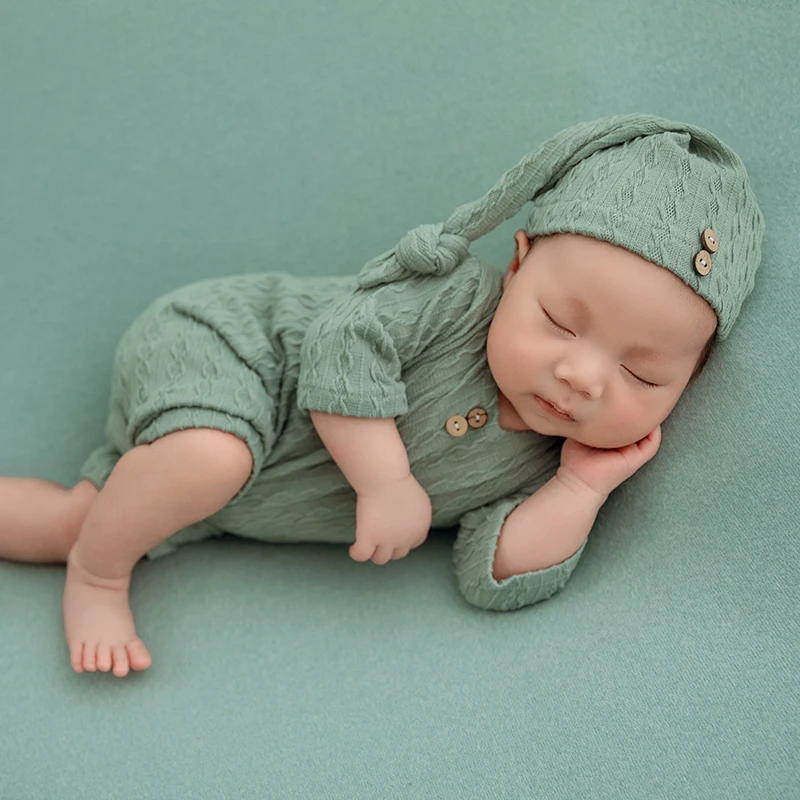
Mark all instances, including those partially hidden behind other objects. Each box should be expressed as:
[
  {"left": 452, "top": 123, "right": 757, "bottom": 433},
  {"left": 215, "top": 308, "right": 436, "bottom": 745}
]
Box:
[
  {"left": 83, "top": 644, "right": 97, "bottom": 672},
  {"left": 96, "top": 644, "right": 113, "bottom": 672},
  {"left": 127, "top": 639, "right": 152, "bottom": 672},
  {"left": 111, "top": 645, "right": 130, "bottom": 678},
  {"left": 70, "top": 642, "right": 85, "bottom": 673}
]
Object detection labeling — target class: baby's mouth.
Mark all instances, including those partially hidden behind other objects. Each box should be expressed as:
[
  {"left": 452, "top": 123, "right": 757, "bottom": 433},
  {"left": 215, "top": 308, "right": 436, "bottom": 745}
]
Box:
[{"left": 535, "top": 395, "right": 575, "bottom": 421}]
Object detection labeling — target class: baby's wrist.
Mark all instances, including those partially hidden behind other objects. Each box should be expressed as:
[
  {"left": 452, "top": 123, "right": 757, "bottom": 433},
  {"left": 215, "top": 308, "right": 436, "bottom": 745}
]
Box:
[
  {"left": 355, "top": 468, "right": 414, "bottom": 498},
  {"left": 555, "top": 466, "right": 609, "bottom": 505}
]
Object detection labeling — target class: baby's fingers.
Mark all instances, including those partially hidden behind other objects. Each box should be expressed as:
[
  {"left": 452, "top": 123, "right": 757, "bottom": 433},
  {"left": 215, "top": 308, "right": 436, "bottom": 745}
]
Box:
[
  {"left": 637, "top": 425, "right": 662, "bottom": 455},
  {"left": 371, "top": 545, "right": 394, "bottom": 566},
  {"left": 349, "top": 537, "right": 376, "bottom": 562},
  {"left": 622, "top": 425, "right": 662, "bottom": 470},
  {"left": 647, "top": 424, "right": 661, "bottom": 442}
]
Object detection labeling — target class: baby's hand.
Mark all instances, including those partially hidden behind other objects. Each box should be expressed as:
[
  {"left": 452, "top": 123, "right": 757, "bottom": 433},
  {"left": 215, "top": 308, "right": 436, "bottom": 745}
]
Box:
[
  {"left": 351, "top": 474, "right": 432, "bottom": 565},
  {"left": 558, "top": 424, "right": 662, "bottom": 500}
]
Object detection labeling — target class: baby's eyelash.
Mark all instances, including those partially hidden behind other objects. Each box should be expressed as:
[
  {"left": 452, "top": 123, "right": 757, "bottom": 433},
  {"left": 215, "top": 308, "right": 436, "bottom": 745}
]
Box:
[
  {"left": 541, "top": 307, "right": 660, "bottom": 389},
  {"left": 542, "top": 309, "right": 568, "bottom": 333},
  {"left": 628, "top": 370, "right": 660, "bottom": 389}
]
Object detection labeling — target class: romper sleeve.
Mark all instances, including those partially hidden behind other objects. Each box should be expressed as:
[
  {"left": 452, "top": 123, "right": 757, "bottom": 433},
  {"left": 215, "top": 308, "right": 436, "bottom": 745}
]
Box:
[
  {"left": 296, "top": 257, "right": 489, "bottom": 419},
  {"left": 452, "top": 489, "right": 588, "bottom": 612}
]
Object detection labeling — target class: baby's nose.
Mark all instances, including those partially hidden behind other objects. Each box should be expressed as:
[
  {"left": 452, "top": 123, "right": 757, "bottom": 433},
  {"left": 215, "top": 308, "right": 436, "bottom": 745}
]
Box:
[{"left": 557, "top": 361, "right": 604, "bottom": 400}]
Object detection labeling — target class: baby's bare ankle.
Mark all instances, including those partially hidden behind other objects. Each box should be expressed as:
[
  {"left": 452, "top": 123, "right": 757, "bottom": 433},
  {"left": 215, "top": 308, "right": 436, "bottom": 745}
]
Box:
[{"left": 67, "top": 545, "right": 131, "bottom": 590}]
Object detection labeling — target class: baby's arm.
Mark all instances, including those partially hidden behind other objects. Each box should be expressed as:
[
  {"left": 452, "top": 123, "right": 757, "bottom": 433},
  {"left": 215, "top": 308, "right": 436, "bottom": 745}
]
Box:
[
  {"left": 310, "top": 411, "right": 431, "bottom": 564},
  {"left": 310, "top": 410, "right": 605, "bottom": 581},
  {"left": 309, "top": 411, "right": 605, "bottom": 579},
  {"left": 493, "top": 427, "right": 662, "bottom": 580},
  {"left": 491, "top": 470, "right": 606, "bottom": 580},
  {"left": 309, "top": 411, "right": 411, "bottom": 494}
]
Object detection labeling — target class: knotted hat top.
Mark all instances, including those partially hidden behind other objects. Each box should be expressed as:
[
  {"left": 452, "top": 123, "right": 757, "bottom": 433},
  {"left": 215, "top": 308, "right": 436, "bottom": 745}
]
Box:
[{"left": 356, "top": 113, "right": 765, "bottom": 341}]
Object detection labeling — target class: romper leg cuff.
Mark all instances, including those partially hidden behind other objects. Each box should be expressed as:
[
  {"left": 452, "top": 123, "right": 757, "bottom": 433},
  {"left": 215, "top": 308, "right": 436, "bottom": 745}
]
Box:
[{"left": 79, "top": 442, "right": 122, "bottom": 492}]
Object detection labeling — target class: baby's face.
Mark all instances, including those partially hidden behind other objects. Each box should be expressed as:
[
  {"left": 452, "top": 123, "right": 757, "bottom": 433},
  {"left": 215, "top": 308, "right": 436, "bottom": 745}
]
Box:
[{"left": 487, "top": 231, "right": 718, "bottom": 449}]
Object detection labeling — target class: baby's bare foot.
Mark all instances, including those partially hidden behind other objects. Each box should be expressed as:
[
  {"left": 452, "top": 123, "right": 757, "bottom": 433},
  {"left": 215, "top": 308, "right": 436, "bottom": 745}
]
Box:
[{"left": 62, "top": 550, "right": 152, "bottom": 677}]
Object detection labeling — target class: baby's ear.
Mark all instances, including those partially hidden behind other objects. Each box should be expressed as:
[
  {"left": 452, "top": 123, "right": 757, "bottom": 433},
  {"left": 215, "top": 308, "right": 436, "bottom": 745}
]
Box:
[
  {"left": 516, "top": 230, "right": 535, "bottom": 258},
  {"left": 503, "top": 237, "right": 527, "bottom": 287}
]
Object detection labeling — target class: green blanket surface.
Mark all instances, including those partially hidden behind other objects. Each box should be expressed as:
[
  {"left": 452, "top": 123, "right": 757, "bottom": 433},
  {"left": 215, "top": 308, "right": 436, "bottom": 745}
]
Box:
[{"left": 1, "top": 2, "right": 797, "bottom": 798}]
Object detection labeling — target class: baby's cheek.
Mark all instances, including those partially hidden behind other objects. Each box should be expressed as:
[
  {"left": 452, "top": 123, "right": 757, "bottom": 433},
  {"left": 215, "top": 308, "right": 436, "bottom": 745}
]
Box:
[
  {"left": 487, "top": 320, "right": 520, "bottom": 374},
  {"left": 656, "top": 384, "right": 689, "bottom": 422},
  {"left": 627, "top": 392, "right": 676, "bottom": 436},
  {"left": 606, "top": 395, "right": 652, "bottom": 436}
]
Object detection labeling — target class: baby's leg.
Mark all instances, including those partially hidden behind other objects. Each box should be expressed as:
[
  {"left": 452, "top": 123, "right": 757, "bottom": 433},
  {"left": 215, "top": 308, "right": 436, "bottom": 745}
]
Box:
[
  {"left": 63, "top": 427, "right": 253, "bottom": 678},
  {"left": 0, "top": 478, "right": 98, "bottom": 563}
]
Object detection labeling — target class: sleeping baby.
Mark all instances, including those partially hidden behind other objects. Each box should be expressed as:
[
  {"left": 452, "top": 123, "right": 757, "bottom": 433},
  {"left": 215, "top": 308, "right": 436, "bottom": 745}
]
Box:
[{"left": 0, "top": 113, "right": 764, "bottom": 677}]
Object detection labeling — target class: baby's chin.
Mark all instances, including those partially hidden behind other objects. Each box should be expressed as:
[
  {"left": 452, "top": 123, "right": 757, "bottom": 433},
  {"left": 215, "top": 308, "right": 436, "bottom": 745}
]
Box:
[
  {"left": 576, "top": 433, "right": 642, "bottom": 450},
  {"left": 528, "top": 416, "right": 645, "bottom": 450},
  {"left": 571, "top": 428, "right": 654, "bottom": 450}
]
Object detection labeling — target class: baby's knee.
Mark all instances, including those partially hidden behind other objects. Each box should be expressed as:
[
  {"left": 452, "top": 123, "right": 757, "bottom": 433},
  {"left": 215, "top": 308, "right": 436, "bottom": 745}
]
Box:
[
  {"left": 70, "top": 479, "right": 100, "bottom": 512},
  {"left": 144, "top": 427, "right": 255, "bottom": 499},
  {"left": 92, "top": 427, "right": 255, "bottom": 533}
]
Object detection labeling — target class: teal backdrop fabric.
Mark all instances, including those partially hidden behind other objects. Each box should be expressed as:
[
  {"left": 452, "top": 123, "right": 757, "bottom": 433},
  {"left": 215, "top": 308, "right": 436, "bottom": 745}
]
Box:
[{"left": 1, "top": 1, "right": 798, "bottom": 798}]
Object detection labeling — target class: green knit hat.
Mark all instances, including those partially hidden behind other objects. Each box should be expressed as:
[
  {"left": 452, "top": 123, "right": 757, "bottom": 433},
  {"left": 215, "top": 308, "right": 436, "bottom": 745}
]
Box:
[{"left": 356, "top": 112, "right": 765, "bottom": 341}]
